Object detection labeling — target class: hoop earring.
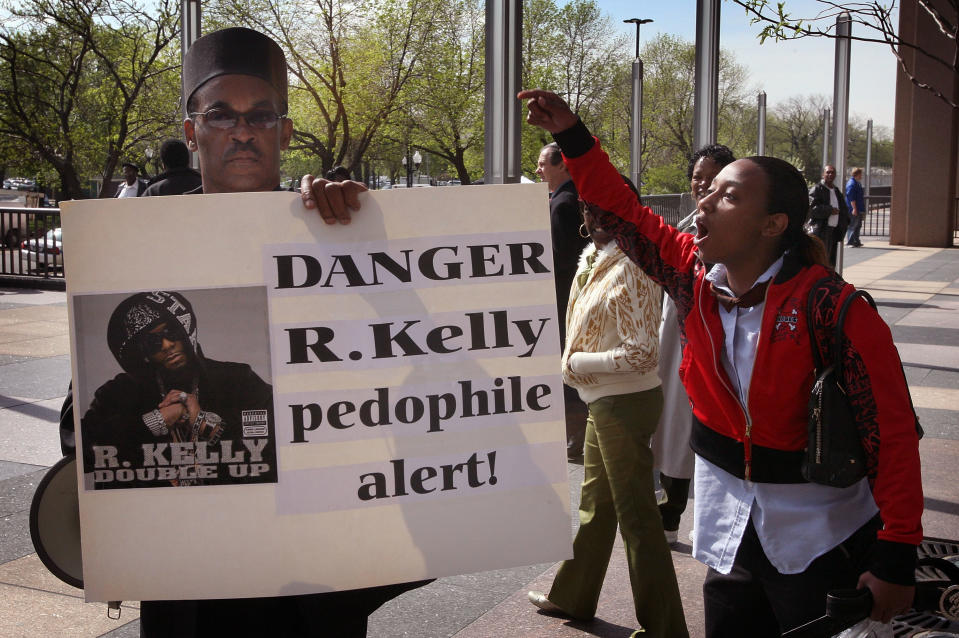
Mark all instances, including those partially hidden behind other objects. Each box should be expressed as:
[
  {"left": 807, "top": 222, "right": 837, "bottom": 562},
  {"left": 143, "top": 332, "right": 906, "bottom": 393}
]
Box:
[{"left": 579, "top": 223, "right": 589, "bottom": 239}]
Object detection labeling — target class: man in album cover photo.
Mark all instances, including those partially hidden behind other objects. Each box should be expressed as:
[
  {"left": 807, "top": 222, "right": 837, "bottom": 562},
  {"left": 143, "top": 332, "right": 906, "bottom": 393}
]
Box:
[{"left": 79, "top": 289, "right": 277, "bottom": 489}]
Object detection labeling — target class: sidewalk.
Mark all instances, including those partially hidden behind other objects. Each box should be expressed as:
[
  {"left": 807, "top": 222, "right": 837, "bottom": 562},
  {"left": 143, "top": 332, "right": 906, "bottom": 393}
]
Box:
[{"left": 0, "top": 238, "right": 956, "bottom": 637}]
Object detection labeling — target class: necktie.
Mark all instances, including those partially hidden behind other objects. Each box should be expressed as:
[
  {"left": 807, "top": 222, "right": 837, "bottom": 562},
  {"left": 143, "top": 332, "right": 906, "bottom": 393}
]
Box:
[{"left": 709, "top": 280, "right": 770, "bottom": 312}]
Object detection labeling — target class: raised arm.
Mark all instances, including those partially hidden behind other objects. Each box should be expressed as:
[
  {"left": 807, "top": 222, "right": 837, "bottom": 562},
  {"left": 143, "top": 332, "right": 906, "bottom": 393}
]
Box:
[{"left": 519, "top": 89, "right": 700, "bottom": 319}]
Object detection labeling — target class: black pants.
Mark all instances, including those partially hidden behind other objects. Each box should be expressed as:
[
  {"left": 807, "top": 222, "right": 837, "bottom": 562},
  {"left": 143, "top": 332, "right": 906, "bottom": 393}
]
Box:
[
  {"left": 658, "top": 473, "right": 690, "bottom": 532},
  {"left": 140, "top": 580, "right": 432, "bottom": 637},
  {"left": 564, "top": 384, "right": 588, "bottom": 456},
  {"left": 815, "top": 226, "right": 841, "bottom": 268},
  {"left": 703, "top": 515, "right": 881, "bottom": 638}
]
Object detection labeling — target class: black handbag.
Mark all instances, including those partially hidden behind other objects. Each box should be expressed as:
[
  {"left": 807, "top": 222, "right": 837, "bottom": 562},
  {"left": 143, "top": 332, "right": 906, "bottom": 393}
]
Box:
[{"left": 803, "top": 284, "right": 876, "bottom": 487}]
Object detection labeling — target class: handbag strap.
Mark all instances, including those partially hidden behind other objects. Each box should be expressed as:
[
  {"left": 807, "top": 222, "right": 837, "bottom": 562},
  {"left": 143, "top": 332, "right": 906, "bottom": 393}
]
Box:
[
  {"left": 831, "top": 288, "right": 877, "bottom": 384},
  {"left": 806, "top": 276, "right": 832, "bottom": 374},
  {"left": 805, "top": 277, "right": 877, "bottom": 378}
]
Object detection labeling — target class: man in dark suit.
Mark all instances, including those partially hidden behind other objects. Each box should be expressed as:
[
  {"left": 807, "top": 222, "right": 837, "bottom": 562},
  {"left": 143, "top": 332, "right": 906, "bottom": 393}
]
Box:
[
  {"left": 142, "top": 139, "right": 202, "bottom": 196},
  {"left": 537, "top": 142, "right": 589, "bottom": 460},
  {"left": 808, "top": 165, "right": 850, "bottom": 268}
]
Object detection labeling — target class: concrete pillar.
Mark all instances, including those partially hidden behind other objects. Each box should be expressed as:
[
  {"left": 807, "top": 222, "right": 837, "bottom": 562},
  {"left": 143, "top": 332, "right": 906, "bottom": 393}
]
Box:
[{"left": 891, "top": 0, "right": 959, "bottom": 247}]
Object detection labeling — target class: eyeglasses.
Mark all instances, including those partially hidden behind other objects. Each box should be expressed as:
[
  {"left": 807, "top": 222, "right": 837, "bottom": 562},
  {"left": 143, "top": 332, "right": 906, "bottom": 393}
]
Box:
[
  {"left": 140, "top": 327, "right": 181, "bottom": 354},
  {"left": 188, "top": 107, "right": 288, "bottom": 130}
]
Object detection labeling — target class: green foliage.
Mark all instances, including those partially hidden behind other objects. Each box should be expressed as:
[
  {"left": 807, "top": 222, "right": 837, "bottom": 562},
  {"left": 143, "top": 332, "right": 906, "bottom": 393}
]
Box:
[
  {"left": 386, "top": 0, "right": 486, "bottom": 184},
  {"left": 520, "top": 0, "right": 629, "bottom": 180},
  {"left": 213, "top": 0, "right": 443, "bottom": 178},
  {"left": 589, "top": 32, "right": 755, "bottom": 193},
  {"left": 643, "top": 160, "right": 688, "bottom": 195},
  {"left": 0, "top": 0, "right": 899, "bottom": 196},
  {"left": 0, "top": 0, "right": 181, "bottom": 199}
]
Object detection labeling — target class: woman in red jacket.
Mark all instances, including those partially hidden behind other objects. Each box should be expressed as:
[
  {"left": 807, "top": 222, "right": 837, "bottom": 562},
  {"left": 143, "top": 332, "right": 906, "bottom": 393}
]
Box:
[{"left": 518, "top": 89, "right": 922, "bottom": 637}]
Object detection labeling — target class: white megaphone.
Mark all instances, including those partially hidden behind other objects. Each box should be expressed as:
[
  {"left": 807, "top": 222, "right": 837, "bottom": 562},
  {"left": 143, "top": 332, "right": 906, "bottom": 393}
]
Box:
[{"left": 29, "top": 455, "right": 83, "bottom": 588}]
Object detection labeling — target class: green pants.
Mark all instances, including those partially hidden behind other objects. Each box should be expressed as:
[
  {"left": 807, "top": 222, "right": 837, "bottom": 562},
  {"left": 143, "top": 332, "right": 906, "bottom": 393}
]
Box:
[{"left": 549, "top": 388, "right": 688, "bottom": 638}]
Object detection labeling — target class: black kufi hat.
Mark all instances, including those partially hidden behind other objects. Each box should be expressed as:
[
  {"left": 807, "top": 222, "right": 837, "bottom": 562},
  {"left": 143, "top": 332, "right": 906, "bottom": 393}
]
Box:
[{"left": 183, "top": 27, "right": 288, "bottom": 110}]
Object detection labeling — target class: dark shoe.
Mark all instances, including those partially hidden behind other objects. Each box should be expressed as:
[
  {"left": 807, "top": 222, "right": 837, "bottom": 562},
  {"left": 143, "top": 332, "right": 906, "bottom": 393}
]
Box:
[
  {"left": 566, "top": 435, "right": 584, "bottom": 461},
  {"left": 528, "top": 591, "right": 572, "bottom": 617}
]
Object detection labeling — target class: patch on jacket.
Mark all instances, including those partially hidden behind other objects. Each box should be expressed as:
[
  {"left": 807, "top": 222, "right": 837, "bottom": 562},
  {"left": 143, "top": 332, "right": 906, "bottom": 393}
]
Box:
[{"left": 771, "top": 296, "right": 802, "bottom": 343}]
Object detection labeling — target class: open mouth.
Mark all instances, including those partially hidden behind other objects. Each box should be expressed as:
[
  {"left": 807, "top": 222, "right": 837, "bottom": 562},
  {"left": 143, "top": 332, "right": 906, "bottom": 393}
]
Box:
[{"left": 693, "top": 216, "right": 709, "bottom": 245}]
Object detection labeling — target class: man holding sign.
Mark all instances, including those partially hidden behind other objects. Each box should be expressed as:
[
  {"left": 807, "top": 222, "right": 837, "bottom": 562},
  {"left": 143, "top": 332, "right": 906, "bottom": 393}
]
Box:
[{"left": 81, "top": 26, "right": 425, "bottom": 637}]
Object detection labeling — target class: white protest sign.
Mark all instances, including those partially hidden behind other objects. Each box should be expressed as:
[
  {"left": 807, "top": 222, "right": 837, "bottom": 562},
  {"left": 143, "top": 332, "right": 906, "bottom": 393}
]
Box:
[{"left": 62, "top": 185, "right": 572, "bottom": 602}]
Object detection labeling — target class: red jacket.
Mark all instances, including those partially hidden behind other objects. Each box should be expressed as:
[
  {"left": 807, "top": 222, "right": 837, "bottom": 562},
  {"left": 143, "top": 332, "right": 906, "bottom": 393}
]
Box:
[{"left": 555, "top": 121, "right": 923, "bottom": 582}]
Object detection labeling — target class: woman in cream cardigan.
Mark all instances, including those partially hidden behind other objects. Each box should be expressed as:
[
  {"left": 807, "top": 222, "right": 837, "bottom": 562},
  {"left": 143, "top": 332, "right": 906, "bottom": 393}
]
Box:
[{"left": 528, "top": 185, "right": 688, "bottom": 638}]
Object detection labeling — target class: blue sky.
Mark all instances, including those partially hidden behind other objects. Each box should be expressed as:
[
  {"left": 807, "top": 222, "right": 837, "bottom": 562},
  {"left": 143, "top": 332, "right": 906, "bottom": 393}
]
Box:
[{"left": 599, "top": 0, "right": 898, "bottom": 132}]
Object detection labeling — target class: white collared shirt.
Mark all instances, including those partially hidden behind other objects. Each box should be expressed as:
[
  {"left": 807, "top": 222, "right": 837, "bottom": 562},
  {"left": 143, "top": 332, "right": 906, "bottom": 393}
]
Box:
[
  {"left": 693, "top": 257, "right": 878, "bottom": 575},
  {"left": 117, "top": 182, "right": 139, "bottom": 198},
  {"left": 826, "top": 183, "right": 840, "bottom": 227}
]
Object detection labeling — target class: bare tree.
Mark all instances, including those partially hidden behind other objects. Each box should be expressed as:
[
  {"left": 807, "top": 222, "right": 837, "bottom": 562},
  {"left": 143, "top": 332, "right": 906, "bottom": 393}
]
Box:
[
  {"left": 0, "top": 0, "right": 181, "bottom": 199},
  {"left": 399, "top": 0, "right": 485, "bottom": 184},
  {"left": 216, "top": 0, "right": 440, "bottom": 175},
  {"left": 767, "top": 94, "right": 831, "bottom": 181},
  {"left": 730, "top": 0, "right": 959, "bottom": 109}
]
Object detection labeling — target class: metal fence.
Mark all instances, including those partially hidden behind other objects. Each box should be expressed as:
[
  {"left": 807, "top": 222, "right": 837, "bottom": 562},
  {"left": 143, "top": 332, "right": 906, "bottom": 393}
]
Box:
[
  {"left": 643, "top": 193, "right": 692, "bottom": 228},
  {"left": 0, "top": 207, "right": 63, "bottom": 282},
  {"left": 862, "top": 195, "right": 890, "bottom": 237},
  {"left": 955, "top": 197, "right": 959, "bottom": 243}
]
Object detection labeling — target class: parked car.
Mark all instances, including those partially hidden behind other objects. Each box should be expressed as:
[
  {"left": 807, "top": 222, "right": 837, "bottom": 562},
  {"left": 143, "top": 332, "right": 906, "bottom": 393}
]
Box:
[
  {"left": 20, "top": 228, "right": 63, "bottom": 272},
  {"left": 3, "top": 177, "right": 37, "bottom": 191}
]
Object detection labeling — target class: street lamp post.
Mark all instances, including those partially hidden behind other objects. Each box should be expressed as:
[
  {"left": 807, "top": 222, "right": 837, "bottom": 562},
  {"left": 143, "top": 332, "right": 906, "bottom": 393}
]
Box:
[
  {"left": 624, "top": 18, "right": 652, "bottom": 191},
  {"left": 402, "top": 149, "right": 422, "bottom": 188},
  {"left": 831, "top": 12, "right": 851, "bottom": 274},
  {"left": 145, "top": 147, "right": 155, "bottom": 178},
  {"left": 757, "top": 91, "right": 767, "bottom": 156},
  {"left": 821, "top": 107, "right": 831, "bottom": 174},
  {"left": 865, "top": 119, "right": 873, "bottom": 200}
]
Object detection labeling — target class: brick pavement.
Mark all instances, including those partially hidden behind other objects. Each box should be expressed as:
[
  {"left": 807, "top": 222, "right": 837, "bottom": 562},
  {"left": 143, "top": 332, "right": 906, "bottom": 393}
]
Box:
[{"left": 0, "top": 238, "right": 956, "bottom": 637}]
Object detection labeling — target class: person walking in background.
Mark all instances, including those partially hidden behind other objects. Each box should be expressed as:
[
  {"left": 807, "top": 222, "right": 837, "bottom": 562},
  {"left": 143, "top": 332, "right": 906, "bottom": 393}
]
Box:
[
  {"left": 536, "top": 142, "right": 590, "bottom": 460},
  {"left": 142, "top": 139, "right": 203, "bottom": 197},
  {"left": 520, "top": 88, "right": 921, "bottom": 636},
  {"left": 114, "top": 162, "right": 147, "bottom": 197},
  {"left": 807, "top": 165, "right": 849, "bottom": 268},
  {"left": 845, "top": 167, "right": 865, "bottom": 248},
  {"left": 652, "top": 143, "right": 735, "bottom": 545},
  {"left": 528, "top": 177, "right": 688, "bottom": 638}
]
